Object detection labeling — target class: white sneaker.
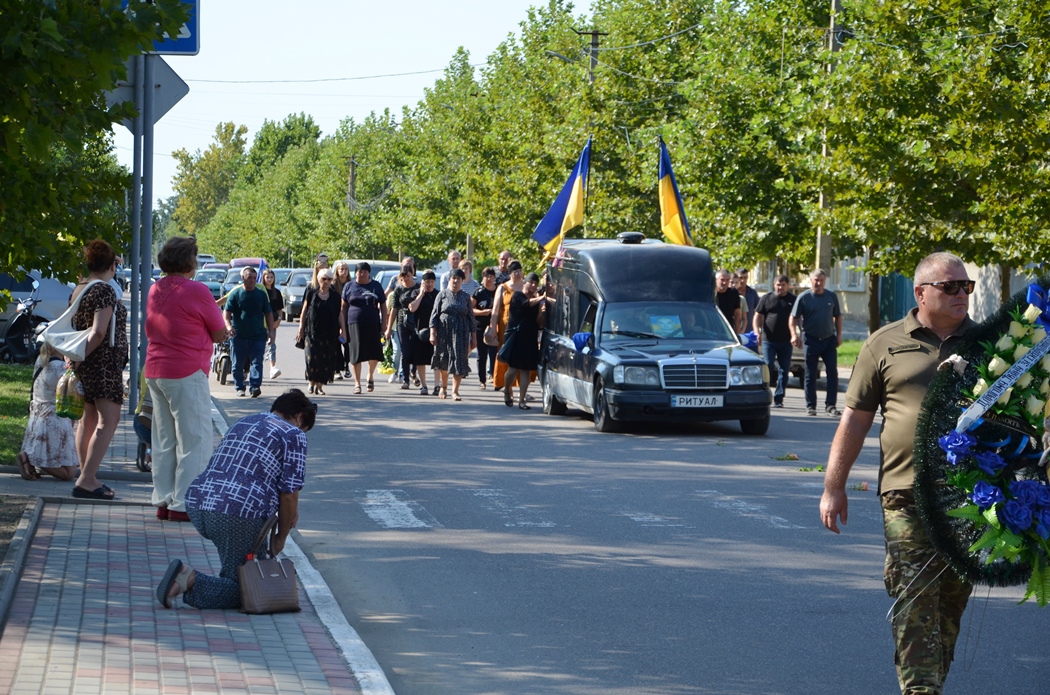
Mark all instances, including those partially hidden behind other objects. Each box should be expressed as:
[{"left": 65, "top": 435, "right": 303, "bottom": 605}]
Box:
[
  {"left": 388, "top": 374, "right": 397, "bottom": 383},
  {"left": 270, "top": 367, "right": 282, "bottom": 379}
]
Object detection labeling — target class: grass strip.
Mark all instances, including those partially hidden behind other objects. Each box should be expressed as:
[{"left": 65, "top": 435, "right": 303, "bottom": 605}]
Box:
[{"left": 0, "top": 364, "right": 33, "bottom": 465}]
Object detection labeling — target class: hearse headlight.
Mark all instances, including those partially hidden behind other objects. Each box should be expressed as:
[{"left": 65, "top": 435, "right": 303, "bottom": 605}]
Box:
[
  {"left": 730, "top": 366, "right": 765, "bottom": 386},
  {"left": 613, "top": 365, "right": 660, "bottom": 386}
]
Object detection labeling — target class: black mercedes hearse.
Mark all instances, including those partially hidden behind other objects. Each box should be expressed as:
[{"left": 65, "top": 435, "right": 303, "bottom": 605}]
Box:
[{"left": 539, "top": 233, "right": 771, "bottom": 434}]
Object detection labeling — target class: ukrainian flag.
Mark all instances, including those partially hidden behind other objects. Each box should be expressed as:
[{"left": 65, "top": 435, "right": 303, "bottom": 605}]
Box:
[
  {"left": 532, "top": 137, "right": 591, "bottom": 255},
  {"left": 658, "top": 137, "right": 692, "bottom": 246}
]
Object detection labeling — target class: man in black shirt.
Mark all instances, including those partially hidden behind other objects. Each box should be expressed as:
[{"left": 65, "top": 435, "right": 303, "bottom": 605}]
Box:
[
  {"left": 714, "top": 269, "right": 742, "bottom": 332},
  {"left": 753, "top": 274, "right": 796, "bottom": 407}
]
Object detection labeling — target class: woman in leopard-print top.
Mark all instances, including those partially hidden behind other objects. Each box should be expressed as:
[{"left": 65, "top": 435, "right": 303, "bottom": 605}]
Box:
[{"left": 69, "top": 240, "right": 129, "bottom": 501}]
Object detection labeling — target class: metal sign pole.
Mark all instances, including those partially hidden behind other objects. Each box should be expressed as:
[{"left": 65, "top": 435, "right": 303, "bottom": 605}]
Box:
[
  {"left": 128, "top": 54, "right": 144, "bottom": 413},
  {"left": 140, "top": 54, "right": 156, "bottom": 362}
]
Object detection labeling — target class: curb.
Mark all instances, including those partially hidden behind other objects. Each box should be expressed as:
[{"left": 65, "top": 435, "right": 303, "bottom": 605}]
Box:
[
  {"left": 0, "top": 466, "right": 151, "bottom": 483},
  {"left": 0, "top": 497, "right": 43, "bottom": 633},
  {"left": 210, "top": 396, "right": 395, "bottom": 695}
]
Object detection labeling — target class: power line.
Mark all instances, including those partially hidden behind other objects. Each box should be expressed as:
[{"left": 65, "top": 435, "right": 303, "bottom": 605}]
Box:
[
  {"left": 186, "top": 63, "right": 489, "bottom": 85},
  {"left": 595, "top": 21, "right": 704, "bottom": 51}
]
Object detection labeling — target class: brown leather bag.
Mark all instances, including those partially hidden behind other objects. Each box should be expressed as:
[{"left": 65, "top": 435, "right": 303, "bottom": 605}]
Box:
[{"left": 238, "top": 516, "right": 300, "bottom": 614}]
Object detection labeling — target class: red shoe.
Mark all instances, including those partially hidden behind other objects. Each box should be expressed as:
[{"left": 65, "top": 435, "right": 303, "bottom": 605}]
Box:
[
  {"left": 167, "top": 510, "right": 191, "bottom": 522},
  {"left": 156, "top": 507, "right": 169, "bottom": 520}
]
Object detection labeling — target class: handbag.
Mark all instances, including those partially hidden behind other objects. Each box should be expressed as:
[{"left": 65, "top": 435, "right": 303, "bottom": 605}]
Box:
[
  {"left": 238, "top": 516, "right": 300, "bottom": 614},
  {"left": 483, "top": 325, "right": 499, "bottom": 347},
  {"left": 416, "top": 327, "right": 430, "bottom": 342},
  {"left": 404, "top": 311, "right": 418, "bottom": 331},
  {"left": 294, "top": 335, "right": 305, "bottom": 350},
  {"left": 42, "top": 280, "right": 116, "bottom": 362}
]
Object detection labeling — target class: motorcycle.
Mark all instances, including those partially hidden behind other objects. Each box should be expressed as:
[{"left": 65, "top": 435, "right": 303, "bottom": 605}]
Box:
[{"left": 0, "top": 280, "right": 46, "bottom": 364}]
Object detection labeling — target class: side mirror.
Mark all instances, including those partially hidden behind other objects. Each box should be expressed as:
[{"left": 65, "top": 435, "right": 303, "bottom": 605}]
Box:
[{"left": 31, "top": 280, "right": 40, "bottom": 291}]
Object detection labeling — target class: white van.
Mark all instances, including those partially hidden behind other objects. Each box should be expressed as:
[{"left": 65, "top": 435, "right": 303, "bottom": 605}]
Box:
[{"left": 196, "top": 254, "right": 217, "bottom": 269}]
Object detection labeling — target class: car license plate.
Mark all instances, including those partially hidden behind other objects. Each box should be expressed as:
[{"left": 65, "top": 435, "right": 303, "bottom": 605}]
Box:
[{"left": 671, "top": 394, "right": 723, "bottom": 408}]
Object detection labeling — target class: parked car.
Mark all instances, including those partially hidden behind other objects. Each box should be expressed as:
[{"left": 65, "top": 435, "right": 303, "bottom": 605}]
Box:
[
  {"left": 539, "top": 233, "right": 771, "bottom": 434},
  {"left": 335, "top": 259, "right": 401, "bottom": 276},
  {"left": 272, "top": 268, "right": 293, "bottom": 286},
  {"left": 201, "top": 262, "right": 229, "bottom": 273},
  {"left": 281, "top": 269, "right": 313, "bottom": 321},
  {"left": 0, "top": 270, "right": 74, "bottom": 341},
  {"left": 194, "top": 269, "right": 227, "bottom": 301},
  {"left": 221, "top": 268, "right": 243, "bottom": 297},
  {"left": 373, "top": 269, "right": 421, "bottom": 293},
  {"left": 196, "top": 253, "right": 217, "bottom": 269}
]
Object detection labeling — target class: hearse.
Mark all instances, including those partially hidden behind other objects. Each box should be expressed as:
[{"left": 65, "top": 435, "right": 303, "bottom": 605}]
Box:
[{"left": 539, "top": 233, "right": 771, "bottom": 434}]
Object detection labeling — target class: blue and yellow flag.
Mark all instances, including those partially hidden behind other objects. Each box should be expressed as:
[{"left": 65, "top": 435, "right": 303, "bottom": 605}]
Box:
[
  {"left": 658, "top": 137, "right": 692, "bottom": 246},
  {"left": 532, "top": 137, "right": 591, "bottom": 255}
]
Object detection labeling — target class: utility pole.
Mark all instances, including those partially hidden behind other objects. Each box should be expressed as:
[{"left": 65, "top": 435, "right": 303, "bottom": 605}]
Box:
[
  {"left": 345, "top": 155, "right": 357, "bottom": 210},
  {"left": 574, "top": 28, "right": 608, "bottom": 84},
  {"left": 815, "top": 0, "right": 842, "bottom": 272}
]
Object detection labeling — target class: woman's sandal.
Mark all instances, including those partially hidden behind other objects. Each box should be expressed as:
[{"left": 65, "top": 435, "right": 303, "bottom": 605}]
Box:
[
  {"left": 157, "top": 560, "right": 193, "bottom": 608},
  {"left": 439, "top": 389, "right": 447, "bottom": 400},
  {"left": 17, "top": 452, "right": 39, "bottom": 481},
  {"left": 504, "top": 391, "right": 513, "bottom": 407},
  {"left": 366, "top": 380, "right": 374, "bottom": 392},
  {"left": 419, "top": 386, "right": 429, "bottom": 395},
  {"left": 453, "top": 393, "right": 462, "bottom": 401},
  {"left": 519, "top": 402, "right": 531, "bottom": 410},
  {"left": 353, "top": 385, "right": 362, "bottom": 394},
  {"left": 72, "top": 485, "right": 116, "bottom": 500}
]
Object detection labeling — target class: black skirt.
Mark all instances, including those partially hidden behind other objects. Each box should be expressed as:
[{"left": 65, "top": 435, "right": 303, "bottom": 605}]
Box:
[{"left": 347, "top": 322, "right": 384, "bottom": 364}]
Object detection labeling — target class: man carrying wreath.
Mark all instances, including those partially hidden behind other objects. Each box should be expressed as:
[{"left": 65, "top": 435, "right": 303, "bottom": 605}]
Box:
[{"left": 819, "top": 252, "right": 976, "bottom": 694}]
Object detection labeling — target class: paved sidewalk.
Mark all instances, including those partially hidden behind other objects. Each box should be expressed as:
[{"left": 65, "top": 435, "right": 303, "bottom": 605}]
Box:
[{"left": 0, "top": 503, "right": 364, "bottom": 695}]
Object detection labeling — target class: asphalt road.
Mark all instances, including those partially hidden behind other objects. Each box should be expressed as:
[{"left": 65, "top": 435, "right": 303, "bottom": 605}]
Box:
[{"left": 211, "top": 322, "right": 1049, "bottom": 695}]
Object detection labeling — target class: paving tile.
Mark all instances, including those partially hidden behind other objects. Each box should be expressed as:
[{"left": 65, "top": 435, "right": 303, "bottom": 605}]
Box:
[{"left": 0, "top": 499, "right": 363, "bottom": 695}]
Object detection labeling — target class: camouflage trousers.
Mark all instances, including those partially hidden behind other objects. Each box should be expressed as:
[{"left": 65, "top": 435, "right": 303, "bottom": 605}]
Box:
[{"left": 882, "top": 490, "right": 972, "bottom": 695}]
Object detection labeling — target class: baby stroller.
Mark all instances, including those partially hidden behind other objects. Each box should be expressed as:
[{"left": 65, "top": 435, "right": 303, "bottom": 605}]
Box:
[{"left": 212, "top": 338, "right": 232, "bottom": 385}]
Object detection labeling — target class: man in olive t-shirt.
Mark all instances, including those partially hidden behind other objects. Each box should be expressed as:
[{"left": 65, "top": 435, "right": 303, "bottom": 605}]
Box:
[{"left": 819, "top": 252, "right": 976, "bottom": 695}]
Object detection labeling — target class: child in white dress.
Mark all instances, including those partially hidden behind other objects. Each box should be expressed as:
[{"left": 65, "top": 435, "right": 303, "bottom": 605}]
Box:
[{"left": 18, "top": 343, "right": 79, "bottom": 481}]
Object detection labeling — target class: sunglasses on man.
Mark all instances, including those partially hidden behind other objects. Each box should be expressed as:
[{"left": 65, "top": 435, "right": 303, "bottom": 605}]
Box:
[{"left": 920, "top": 280, "right": 975, "bottom": 296}]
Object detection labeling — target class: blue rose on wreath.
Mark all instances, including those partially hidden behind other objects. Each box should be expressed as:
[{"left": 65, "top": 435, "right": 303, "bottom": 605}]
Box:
[{"left": 915, "top": 281, "right": 1050, "bottom": 606}]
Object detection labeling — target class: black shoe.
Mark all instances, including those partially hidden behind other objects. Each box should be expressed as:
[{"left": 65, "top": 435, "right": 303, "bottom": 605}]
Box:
[{"left": 251, "top": 388, "right": 262, "bottom": 398}]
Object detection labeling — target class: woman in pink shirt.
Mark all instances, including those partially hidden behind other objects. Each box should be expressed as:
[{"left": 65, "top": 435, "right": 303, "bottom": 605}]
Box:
[{"left": 145, "top": 238, "right": 228, "bottom": 522}]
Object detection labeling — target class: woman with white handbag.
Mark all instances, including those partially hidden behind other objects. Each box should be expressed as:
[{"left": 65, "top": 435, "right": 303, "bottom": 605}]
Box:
[{"left": 69, "top": 240, "right": 128, "bottom": 500}]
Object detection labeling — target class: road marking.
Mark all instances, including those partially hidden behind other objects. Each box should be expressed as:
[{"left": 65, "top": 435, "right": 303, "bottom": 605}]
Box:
[
  {"left": 621, "top": 511, "right": 687, "bottom": 527},
  {"left": 471, "top": 489, "right": 556, "bottom": 527},
  {"left": 359, "top": 490, "right": 441, "bottom": 529},
  {"left": 285, "top": 536, "right": 396, "bottom": 695},
  {"left": 694, "top": 489, "right": 805, "bottom": 529}
]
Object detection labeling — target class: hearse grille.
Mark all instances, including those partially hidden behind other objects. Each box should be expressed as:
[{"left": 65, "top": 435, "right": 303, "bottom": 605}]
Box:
[{"left": 661, "top": 363, "right": 727, "bottom": 390}]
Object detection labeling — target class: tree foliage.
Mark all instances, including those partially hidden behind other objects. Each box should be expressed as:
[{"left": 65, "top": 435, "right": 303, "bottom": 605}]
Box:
[
  {"left": 172, "top": 122, "right": 248, "bottom": 240},
  {"left": 0, "top": 0, "right": 186, "bottom": 283},
  {"left": 183, "top": 0, "right": 1050, "bottom": 278}
]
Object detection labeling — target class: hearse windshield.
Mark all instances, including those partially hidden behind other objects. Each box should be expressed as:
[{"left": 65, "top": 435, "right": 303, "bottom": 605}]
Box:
[{"left": 600, "top": 302, "right": 736, "bottom": 342}]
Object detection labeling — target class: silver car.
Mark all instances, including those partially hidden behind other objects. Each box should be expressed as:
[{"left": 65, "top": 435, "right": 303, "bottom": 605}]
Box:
[{"left": 0, "top": 270, "right": 75, "bottom": 336}]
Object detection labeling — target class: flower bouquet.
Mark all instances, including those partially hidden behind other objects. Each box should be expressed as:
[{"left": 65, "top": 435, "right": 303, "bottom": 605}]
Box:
[{"left": 914, "top": 281, "right": 1050, "bottom": 606}]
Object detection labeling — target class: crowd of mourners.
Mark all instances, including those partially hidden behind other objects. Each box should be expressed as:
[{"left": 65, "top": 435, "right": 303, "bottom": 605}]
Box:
[{"left": 292, "top": 249, "right": 546, "bottom": 408}]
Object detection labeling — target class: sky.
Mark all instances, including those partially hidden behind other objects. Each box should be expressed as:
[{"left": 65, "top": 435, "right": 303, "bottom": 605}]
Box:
[{"left": 115, "top": 0, "right": 592, "bottom": 204}]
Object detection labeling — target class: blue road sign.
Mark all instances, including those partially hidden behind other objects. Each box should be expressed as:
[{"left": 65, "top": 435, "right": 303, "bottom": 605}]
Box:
[{"left": 123, "top": 0, "right": 199, "bottom": 55}]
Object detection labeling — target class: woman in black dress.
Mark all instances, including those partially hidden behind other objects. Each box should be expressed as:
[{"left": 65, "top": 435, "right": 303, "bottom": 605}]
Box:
[
  {"left": 497, "top": 272, "right": 545, "bottom": 409},
  {"left": 429, "top": 268, "right": 475, "bottom": 401},
  {"left": 297, "top": 268, "right": 342, "bottom": 395},
  {"left": 407, "top": 271, "right": 438, "bottom": 394},
  {"left": 385, "top": 267, "right": 419, "bottom": 389}
]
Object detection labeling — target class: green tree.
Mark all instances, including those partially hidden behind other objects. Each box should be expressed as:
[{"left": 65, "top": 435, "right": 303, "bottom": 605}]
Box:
[
  {"left": 171, "top": 122, "right": 248, "bottom": 238},
  {"left": 0, "top": 0, "right": 186, "bottom": 286},
  {"left": 241, "top": 113, "right": 322, "bottom": 185}
]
